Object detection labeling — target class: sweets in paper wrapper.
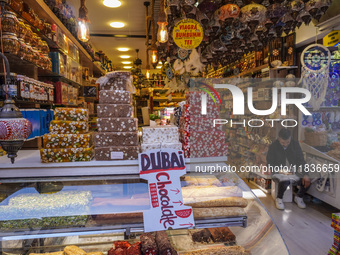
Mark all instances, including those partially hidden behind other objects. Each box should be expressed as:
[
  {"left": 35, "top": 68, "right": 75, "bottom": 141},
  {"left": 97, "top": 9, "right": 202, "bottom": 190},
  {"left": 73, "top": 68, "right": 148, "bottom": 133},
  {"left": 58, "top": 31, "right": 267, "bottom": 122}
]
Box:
[
  {"left": 97, "top": 118, "right": 138, "bottom": 132},
  {"left": 43, "top": 133, "right": 93, "bottom": 149},
  {"left": 99, "top": 77, "right": 128, "bottom": 91},
  {"left": 140, "top": 233, "right": 158, "bottom": 255},
  {"left": 99, "top": 90, "right": 132, "bottom": 104},
  {"left": 64, "top": 246, "right": 86, "bottom": 255},
  {"left": 181, "top": 246, "right": 247, "bottom": 255},
  {"left": 179, "top": 130, "right": 225, "bottom": 145},
  {"left": 50, "top": 121, "right": 88, "bottom": 134},
  {"left": 97, "top": 104, "right": 133, "bottom": 118},
  {"left": 40, "top": 147, "right": 94, "bottom": 162},
  {"left": 141, "top": 142, "right": 182, "bottom": 152},
  {"left": 142, "top": 126, "right": 179, "bottom": 143},
  {"left": 54, "top": 108, "right": 89, "bottom": 121},
  {"left": 179, "top": 117, "right": 222, "bottom": 132},
  {"left": 193, "top": 207, "right": 246, "bottom": 218},
  {"left": 95, "top": 146, "right": 139, "bottom": 160},
  {"left": 183, "top": 104, "right": 220, "bottom": 118},
  {"left": 94, "top": 132, "right": 138, "bottom": 147}
]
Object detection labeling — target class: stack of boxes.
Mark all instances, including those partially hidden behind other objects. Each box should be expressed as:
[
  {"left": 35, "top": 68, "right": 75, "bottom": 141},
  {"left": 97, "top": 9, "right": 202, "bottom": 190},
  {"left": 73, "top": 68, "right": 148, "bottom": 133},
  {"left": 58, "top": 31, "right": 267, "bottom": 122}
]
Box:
[
  {"left": 40, "top": 108, "right": 93, "bottom": 163},
  {"left": 329, "top": 213, "right": 340, "bottom": 255},
  {"left": 179, "top": 91, "right": 228, "bottom": 158},
  {"left": 94, "top": 71, "right": 139, "bottom": 160},
  {"left": 141, "top": 126, "right": 182, "bottom": 152}
]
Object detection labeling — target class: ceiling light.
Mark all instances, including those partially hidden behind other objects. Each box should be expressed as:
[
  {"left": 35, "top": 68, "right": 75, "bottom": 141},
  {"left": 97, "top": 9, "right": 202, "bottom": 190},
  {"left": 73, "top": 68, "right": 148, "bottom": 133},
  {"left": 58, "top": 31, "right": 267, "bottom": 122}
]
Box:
[
  {"left": 103, "top": 0, "right": 121, "bottom": 8},
  {"left": 123, "top": 66, "right": 132, "bottom": 69},
  {"left": 122, "top": 61, "right": 131, "bottom": 64},
  {"left": 120, "top": 55, "right": 131, "bottom": 59},
  {"left": 110, "top": 22, "right": 125, "bottom": 28},
  {"left": 118, "top": 47, "right": 129, "bottom": 52},
  {"left": 156, "top": 66, "right": 162, "bottom": 69}
]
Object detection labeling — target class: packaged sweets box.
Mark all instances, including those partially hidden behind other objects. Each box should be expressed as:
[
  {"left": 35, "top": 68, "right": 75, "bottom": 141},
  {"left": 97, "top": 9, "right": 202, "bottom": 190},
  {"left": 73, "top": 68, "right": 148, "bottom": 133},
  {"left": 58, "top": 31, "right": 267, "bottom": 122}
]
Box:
[{"left": 43, "top": 133, "right": 93, "bottom": 149}]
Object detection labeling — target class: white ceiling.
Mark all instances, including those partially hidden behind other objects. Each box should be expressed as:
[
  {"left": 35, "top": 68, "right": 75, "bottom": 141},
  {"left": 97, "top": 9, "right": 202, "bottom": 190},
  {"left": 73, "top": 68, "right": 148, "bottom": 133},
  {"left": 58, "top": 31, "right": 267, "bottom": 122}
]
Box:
[{"left": 67, "top": 0, "right": 156, "bottom": 70}]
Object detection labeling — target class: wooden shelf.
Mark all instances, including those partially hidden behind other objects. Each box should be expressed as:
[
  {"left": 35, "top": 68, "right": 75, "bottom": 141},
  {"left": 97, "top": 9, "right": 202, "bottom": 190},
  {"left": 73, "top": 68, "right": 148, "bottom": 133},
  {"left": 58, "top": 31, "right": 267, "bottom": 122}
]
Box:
[{"left": 153, "top": 97, "right": 168, "bottom": 101}]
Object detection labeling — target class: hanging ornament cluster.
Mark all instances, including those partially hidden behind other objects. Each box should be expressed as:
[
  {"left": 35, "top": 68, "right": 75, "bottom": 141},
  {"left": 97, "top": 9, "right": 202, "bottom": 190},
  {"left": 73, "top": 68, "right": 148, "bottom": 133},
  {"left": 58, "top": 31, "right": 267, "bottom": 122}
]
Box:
[{"left": 163, "top": 0, "right": 333, "bottom": 67}]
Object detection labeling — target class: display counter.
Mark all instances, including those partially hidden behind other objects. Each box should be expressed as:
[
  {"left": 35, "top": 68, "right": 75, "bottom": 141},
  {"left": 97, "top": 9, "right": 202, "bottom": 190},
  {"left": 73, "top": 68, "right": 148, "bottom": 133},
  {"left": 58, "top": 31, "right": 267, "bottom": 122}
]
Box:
[{"left": 0, "top": 152, "right": 289, "bottom": 255}]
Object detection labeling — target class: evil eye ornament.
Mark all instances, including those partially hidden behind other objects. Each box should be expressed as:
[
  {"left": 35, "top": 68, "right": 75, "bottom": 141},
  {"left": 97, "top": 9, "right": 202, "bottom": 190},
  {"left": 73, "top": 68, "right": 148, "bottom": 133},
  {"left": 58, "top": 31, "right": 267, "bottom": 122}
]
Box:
[
  {"left": 166, "top": 67, "right": 174, "bottom": 80},
  {"left": 178, "top": 48, "right": 189, "bottom": 60}
]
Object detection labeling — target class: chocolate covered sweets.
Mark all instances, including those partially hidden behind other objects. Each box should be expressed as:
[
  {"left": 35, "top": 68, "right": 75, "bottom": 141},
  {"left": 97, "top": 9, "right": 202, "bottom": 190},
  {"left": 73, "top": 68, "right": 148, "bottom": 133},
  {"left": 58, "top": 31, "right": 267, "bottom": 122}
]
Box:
[{"left": 97, "top": 118, "right": 138, "bottom": 132}]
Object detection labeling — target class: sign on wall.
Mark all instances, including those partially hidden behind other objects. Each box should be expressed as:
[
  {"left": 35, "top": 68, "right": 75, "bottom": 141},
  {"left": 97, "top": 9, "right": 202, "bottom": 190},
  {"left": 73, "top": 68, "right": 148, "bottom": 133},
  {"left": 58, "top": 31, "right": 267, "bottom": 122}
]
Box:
[{"left": 173, "top": 19, "right": 204, "bottom": 50}]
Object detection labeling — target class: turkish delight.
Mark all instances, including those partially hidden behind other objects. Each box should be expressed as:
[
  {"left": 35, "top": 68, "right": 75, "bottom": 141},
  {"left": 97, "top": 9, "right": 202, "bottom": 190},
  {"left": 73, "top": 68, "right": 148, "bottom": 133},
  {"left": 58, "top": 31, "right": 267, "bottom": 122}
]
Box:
[
  {"left": 50, "top": 120, "right": 88, "bottom": 134},
  {"left": 97, "top": 118, "right": 138, "bottom": 132},
  {"left": 141, "top": 142, "right": 182, "bottom": 152},
  {"left": 142, "top": 126, "right": 179, "bottom": 143},
  {"left": 43, "top": 133, "right": 93, "bottom": 149},
  {"left": 94, "top": 132, "right": 138, "bottom": 147},
  {"left": 183, "top": 143, "right": 228, "bottom": 158},
  {"left": 54, "top": 108, "right": 89, "bottom": 121},
  {"left": 99, "top": 90, "right": 132, "bottom": 104},
  {"left": 95, "top": 146, "right": 140, "bottom": 160},
  {"left": 179, "top": 130, "right": 225, "bottom": 145},
  {"left": 183, "top": 104, "right": 220, "bottom": 118},
  {"left": 186, "top": 91, "right": 219, "bottom": 106},
  {"left": 97, "top": 104, "right": 133, "bottom": 118},
  {"left": 179, "top": 117, "right": 223, "bottom": 132},
  {"left": 99, "top": 77, "right": 129, "bottom": 91},
  {"left": 40, "top": 147, "right": 94, "bottom": 163}
]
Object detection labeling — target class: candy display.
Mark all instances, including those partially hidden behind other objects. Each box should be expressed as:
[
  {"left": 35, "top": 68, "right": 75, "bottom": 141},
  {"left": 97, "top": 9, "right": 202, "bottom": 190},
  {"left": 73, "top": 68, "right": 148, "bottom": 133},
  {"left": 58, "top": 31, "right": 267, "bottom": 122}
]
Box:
[
  {"left": 142, "top": 126, "right": 179, "bottom": 144},
  {"left": 179, "top": 117, "right": 223, "bottom": 132},
  {"left": 97, "top": 118, "right": 138, "bottom": 132},
  {"left": 179, "top": 130, "right": 225, "bottom": 145},
  {"left": 181, "top": 246, "right": 247, "bottom": 255},
  {"left": 329, "top": 213, "right": 340, "bottom": 255},
  {"left": 94, "top": 132, "right": 138, "bottom": 147},
  {"left": 40, "top": 147, "right": 94, "bottom": 162},
  {"left": 94, "top": 146, "right": 139, "bottom": 161},
  {"left": 183, "top": 143, "right": 228, "bottom": 158},
  {"left": 141, "top": 142, "right": 182, "bottom": 152},
  {"left": 54, "top": 108, "right": 89, "bottom": 121},
  {"left": 99, "top": 77, "right": 128, "bottom": 91},
  {"left": 99, "top": 90, "right": 132, "bottom": 104},
  {"left": 192, "top": 227, "right": 236, "bottom": 243},
  {"left": 155, "top": 231, "right": 177, "bottom": 255},
  {"left": 97, "top": 104, "right": 133, "bottom": 118},
  {"left": 43, "top": 133, "right": 93, "bottom": 148},
  {"left": 185, "top": 91, "right": 218, "bottom": 107},
  {"left": 140, "top": 233, "right": 158, "bottom": 255},
  {"left": 64, "top": 245, "right": 86, "bottom": 255},
  {"left": 183, "top": 104, "right": 220, "bottom": 118},
  {"left": 50, "top": 120, "right": 88, "bottom": 134}
]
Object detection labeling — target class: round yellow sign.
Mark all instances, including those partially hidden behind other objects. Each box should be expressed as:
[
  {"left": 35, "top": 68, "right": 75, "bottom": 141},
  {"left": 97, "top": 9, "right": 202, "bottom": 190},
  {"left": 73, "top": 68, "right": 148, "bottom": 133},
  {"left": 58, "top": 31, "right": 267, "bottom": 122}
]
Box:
[{"left": 172, "top": 19, "right": 204, "bottom": 50}]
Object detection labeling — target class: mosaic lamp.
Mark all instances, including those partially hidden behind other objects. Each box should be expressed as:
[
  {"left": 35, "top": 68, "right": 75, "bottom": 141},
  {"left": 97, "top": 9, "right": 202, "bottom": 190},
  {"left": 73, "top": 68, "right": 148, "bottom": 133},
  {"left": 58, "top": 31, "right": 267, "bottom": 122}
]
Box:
[{"left": 0, "top": 53, "right": 32, "bottom": 164}]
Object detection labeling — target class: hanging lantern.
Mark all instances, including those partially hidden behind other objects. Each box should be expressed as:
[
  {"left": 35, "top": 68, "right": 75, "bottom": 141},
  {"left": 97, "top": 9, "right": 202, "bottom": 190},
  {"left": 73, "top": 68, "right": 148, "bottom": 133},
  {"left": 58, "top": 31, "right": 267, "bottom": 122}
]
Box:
[
  {"left": 290, "top": 0, "right": 304, "bottom": 20},
  {"left": 267, "top": 3, "right": 287, "bottom": 25},
  {"left": 198, "top": 0, "right": 220, "bottom": 18},
  {"left": 264, "top": 19, "right": 274, "bottom": 30},
  {"left": 197, "top": 11, "right": 209, "bottom": 26},
  {"left": 77, "top": 0, "right": 90, "bottom": 42},
  {"left": 183, "top": 0, "right": 195, "bottom": 14},
  {"left": 298, "top": 9, "right": 312, "bottom": 25},
  {"left": 216, "top": 4, "right": 240, "bottom": 26},
  {"left": 305, "top": 0, "right": 321, "bottom": 20},
  {"left": 320, "top": 0, "right": 332, "bottom": 13},
  {"left": 240, "top": 3, "right": 267, "bottom": 34}
]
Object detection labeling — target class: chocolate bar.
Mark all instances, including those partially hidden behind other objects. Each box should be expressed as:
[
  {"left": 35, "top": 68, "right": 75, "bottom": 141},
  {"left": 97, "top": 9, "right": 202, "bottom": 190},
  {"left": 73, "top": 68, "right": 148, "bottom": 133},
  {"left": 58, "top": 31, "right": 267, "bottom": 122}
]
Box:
[
  {"left": 94, "top": 132, "right": 138, "bottom": 147},
  {"left": 54, "top": 108, "right": 89, "bottom": 121},
  {"left": 40, "top": 147, "right": 94, "bottom": 162},
  {"left": 97, "top": 104, "right": 133, "bottom": 118},
  {"left": 50, "top": 121, "right": 88, "bottom": 134},
  {"left": 43, "top": 133, "right": 93, "bottom": 149},
  {"left": 94, "top": 146, "right": 139, "bottom": 160},
  {"left": 97, "top": 118, "right": 138, "bottom": 132},
  {"left": 99, "top": 90, "right": 132, "bottom": 104}
]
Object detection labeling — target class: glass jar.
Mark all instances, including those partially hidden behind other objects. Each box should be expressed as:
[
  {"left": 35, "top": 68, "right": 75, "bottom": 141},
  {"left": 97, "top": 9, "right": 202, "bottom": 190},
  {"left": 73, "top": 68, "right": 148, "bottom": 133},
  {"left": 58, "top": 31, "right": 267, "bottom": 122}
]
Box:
[
  {"left": 31, "top": 33, "right": 39, "bottom": 48},
  {"left": 32, "top": 12, "right": 40, "bottom": 28},
  {"left": 1, "top": 11, "right": 19, "bottom": 34},
  {"left": 40, "top": 40, "right": 49, "bottom": 54},
  {"left": 9, "top": 0, "right": 23, "bottom": 14},
  {"left": 25, "top": 43, "right": 33, "bottom": 62},
  {"left": 45, "top": 22, "right": 52, "bottom": 36},
  {"left": 18, "top": 38, "right": 27, "bottom": 59},
  {"left": 22, "top": 4, "right": 34, "bottom": 24},
  {"left": 2, "top": 33, "right": 20, "bottom": 55},
  {"left": 17, "top": 18, "right": 27, "bottom": 39},
  {"left": 25, "top": 24, "right": 33, "bottom": 44}
]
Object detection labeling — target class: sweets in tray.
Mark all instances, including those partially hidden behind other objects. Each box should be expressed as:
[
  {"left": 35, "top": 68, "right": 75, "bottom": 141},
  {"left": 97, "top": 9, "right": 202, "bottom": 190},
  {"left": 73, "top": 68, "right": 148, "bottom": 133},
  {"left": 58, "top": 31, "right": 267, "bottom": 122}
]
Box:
[
  {"left": 40, "top": 147, "right": 94, "bottom": 162},
  {"left": 54, "top": 108, "right": 89, "bottom": 121},
  {"left": 43, "top": 133, "right": 93, "bottom": 149}
]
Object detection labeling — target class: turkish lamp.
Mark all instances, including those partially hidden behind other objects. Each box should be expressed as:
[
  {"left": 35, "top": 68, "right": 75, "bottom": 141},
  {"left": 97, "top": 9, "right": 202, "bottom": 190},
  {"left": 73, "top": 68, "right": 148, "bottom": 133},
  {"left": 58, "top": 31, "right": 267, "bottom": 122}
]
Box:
[
  {"left": 150, "top": 46, "right": 158, "bottom": 65},
  {"left": 78, "top": 0, "right": 90, "bottom": 42},
  {"left": 157, "top": 22, "right": 169, "bottom": 43},
  {"left": 146, "top": 64, "right": 151, "bottom": 79}
]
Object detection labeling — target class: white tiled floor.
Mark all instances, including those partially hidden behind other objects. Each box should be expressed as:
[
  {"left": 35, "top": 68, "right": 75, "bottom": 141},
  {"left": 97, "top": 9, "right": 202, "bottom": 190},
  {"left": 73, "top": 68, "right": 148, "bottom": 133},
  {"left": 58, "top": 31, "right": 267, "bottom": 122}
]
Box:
[{"left": 248, "top": 182, "right": 335, "bottom": 255}]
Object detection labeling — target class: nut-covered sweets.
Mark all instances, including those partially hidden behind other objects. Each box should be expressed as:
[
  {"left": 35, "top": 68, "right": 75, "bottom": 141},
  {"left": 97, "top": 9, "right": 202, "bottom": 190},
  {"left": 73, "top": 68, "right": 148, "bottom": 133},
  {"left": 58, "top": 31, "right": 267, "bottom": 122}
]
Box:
[
  {"left": 142, "top": 126, "right": 179, "bottom": 143},
  {"left": 54, "top": 108, "right": 89, "bottom": 121},
  {"left": 40, "top": 147, "right": 94, "bottom": 163},
  {"left": 94, "top": 132, "right": 138, "bottom": 147},
  {"left": 99, "top": 77, "right": 128, "bottom": 91},
  {"left": 141, "top": 142, "right": 182, "bottom": 152},
  {"left": 99, "top": 90, "right": 132, "bottom": 104},
  {"left": 43, "top": 133, "right": 93, "bottom": 149},
  {"left": 94, "top": 146, "right": 139, "bottom": 161},
  {"left": 97, "top": 118, "right": 138, "bottom": 132},
  {"left": 97, "top": 104, "right": 133, "bottom": 118},
  {"left": 50, "top": 120, "right": 88, "bottom": 134}
]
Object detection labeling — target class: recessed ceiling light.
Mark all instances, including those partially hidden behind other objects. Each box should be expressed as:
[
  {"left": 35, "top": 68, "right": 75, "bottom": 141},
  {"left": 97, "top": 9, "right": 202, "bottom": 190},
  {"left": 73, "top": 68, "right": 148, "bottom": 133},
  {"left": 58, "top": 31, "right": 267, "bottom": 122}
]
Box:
[
  {"left": 156, "top": 66, "right": 162, "bottom": 69},
  {"left": 110, "top": 22, "right": 125, "bottom": 28},
  {"left": 118, "top": 47, "right": 129, "bottom": 52},
  {"left": 122, "top": 61, "right": 131, "bottom": 64},
  {"left": 103, "top": 0, "right": 121, "bottom": 8},
  {"left": 120, "top": 55, "right": 131, "bottom": 59},
  {"left": 123, "top": 66, "right": 132, "bottom": 69}
]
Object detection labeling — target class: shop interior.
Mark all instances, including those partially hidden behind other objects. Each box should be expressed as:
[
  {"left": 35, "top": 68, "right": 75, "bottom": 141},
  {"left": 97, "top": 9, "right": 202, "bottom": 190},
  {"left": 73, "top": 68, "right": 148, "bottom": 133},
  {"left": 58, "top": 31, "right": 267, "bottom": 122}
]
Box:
[{"left": 0, "top": 0, "right": 340, "bottom": 254}]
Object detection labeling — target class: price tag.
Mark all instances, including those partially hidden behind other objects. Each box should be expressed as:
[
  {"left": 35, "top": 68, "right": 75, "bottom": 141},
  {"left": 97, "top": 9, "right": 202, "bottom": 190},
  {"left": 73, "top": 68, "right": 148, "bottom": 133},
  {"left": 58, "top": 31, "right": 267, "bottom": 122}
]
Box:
[
  {"left": 110, "top": 151, "right": 124, "bottom": 159},
  {"left": 139, "top": 149, "right": 195, "bottom": 232}
]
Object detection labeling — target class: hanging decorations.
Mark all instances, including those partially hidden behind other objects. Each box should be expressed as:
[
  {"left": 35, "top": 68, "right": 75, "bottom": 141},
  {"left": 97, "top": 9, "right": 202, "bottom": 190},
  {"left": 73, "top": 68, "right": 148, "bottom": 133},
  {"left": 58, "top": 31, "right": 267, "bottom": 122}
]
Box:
[
  {"left": 240, "top": 3, "right": 267, "bottom": 33},
  {"left": 299, "top": 44, "right": 331, "bottom": 110}
]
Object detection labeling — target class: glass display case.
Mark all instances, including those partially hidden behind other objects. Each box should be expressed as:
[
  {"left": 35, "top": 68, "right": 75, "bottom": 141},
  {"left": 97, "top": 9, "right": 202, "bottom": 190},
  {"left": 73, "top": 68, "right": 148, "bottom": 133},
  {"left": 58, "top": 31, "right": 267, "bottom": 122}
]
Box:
[{"left": 0, "top": 151, "right": 289, "bottom": 255}]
